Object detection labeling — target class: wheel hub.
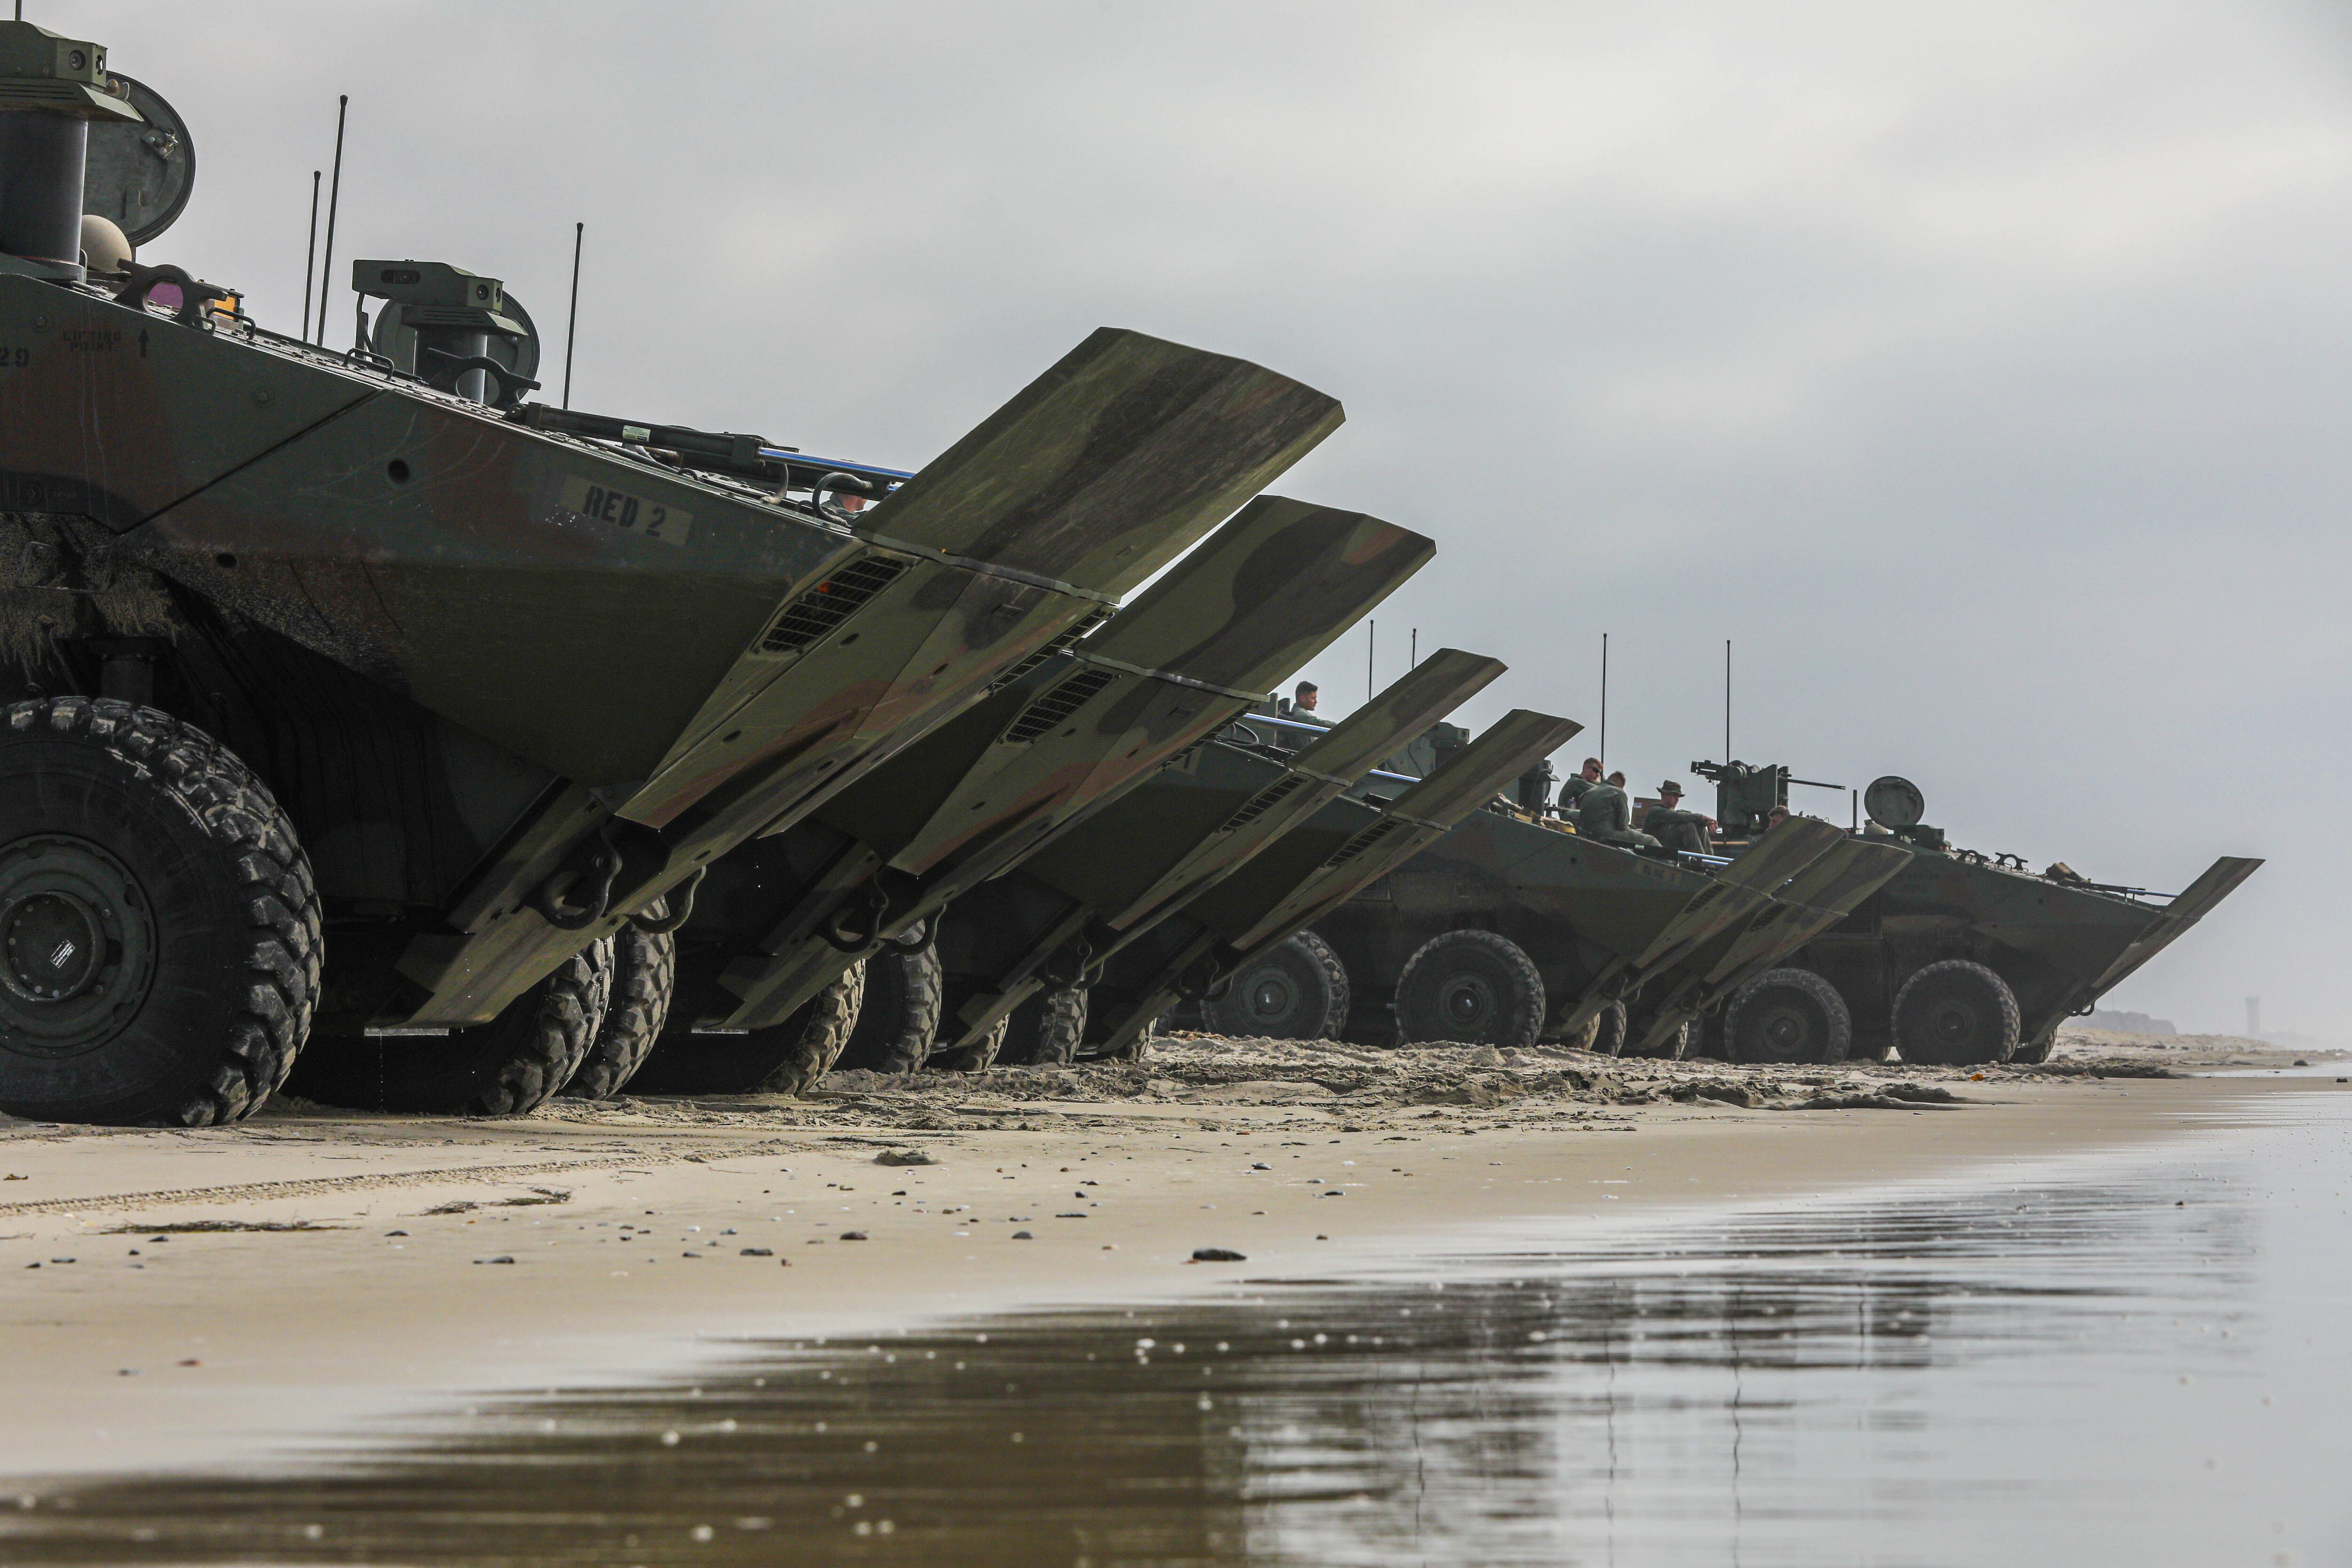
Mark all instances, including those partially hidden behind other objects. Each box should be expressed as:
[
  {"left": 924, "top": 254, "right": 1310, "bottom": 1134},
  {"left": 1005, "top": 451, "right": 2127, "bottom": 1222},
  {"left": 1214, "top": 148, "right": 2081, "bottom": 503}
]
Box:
[
  {"left": 3, "top": 891, "right": 104, "bottom": 1001},
  {"left": 1928, "top": 1000, "right": 1979, "bottom": 1044},
  {"left": 1242, "top": 970, "right": 1300, "bottom": 1027},
  {"left": 1439, "top": 973, "right": 1496, "bottom": 1033},
  {"left": 0, "top": 835, "right": 157, "bottom": 1057},
  {"left": 1758, "top": 1005, "right": 1810, "bottom": 1053}
]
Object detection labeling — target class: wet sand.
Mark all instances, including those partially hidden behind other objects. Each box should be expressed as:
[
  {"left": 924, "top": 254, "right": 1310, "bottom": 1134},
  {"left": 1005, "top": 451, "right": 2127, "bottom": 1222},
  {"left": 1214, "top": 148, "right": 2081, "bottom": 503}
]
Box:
[{"left": 0, "top": 1027, "right": 2336, "bottom": 1478}]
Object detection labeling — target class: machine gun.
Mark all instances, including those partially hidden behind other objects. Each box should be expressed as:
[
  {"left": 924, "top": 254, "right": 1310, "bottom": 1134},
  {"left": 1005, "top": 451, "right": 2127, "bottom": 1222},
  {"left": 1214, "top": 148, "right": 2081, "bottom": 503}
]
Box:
[{"left": 1688, "top": 759, "right": 1847, "bottom": 837}]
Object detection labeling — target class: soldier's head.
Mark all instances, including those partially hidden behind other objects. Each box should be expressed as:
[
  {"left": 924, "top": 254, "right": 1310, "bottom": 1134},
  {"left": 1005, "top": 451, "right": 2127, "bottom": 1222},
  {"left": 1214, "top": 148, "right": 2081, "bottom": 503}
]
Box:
[
  {"left": 1765, "top": 804, "right": 1789, "bottom": 830},
  {"left": 1580, "top": 757, "right": 1602, "bottom": 782},
  {"left": 1607, "top": 771, "right": 1626, "bottom": 789},
  {"left": 1658, "top": 781, "right": 1683, "bottom": 804},
  {"left": 1294, "top": 681, "right": 1319, "bottom": 712}
]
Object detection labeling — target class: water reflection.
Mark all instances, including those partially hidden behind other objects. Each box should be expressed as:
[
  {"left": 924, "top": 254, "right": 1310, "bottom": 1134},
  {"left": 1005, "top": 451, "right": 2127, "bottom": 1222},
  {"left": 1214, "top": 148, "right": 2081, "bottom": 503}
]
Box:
[{"left": 6, "top": 1104, "right": 2346, "bottom": 1568}]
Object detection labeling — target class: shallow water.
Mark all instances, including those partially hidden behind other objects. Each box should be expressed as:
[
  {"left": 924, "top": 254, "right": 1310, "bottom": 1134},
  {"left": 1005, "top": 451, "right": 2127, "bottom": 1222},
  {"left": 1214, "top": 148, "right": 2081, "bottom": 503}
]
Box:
[{"left": 5, "top": 1089, "right": 2348, "bottom": 1567}]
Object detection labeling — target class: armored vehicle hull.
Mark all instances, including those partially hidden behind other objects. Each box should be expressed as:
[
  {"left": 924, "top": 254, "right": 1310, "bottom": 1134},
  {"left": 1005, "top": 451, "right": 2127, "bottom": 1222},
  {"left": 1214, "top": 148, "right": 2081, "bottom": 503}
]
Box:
[
  {"left": 1776, "top": 847, "right": 2262, "bottom": 1065},
  {"left": 1308, "top": 805, "right": 1866, "bottom": 1053}
]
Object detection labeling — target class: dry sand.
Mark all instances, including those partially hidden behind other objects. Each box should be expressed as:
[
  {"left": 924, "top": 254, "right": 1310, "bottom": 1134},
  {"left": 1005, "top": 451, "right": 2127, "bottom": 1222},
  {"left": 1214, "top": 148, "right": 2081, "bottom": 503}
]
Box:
[{"left": 0, "top": 1026, "right": 2339, "bottom": 1478}]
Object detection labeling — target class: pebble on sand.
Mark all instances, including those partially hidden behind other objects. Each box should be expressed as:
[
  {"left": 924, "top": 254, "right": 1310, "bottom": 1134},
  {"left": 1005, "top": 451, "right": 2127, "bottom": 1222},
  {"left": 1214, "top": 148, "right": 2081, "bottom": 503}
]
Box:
[
  {"left": 840, "top": 1231, "right": 869, "bottom": 1241},
  {"left": 1191, "top": 1247, "right": 1247, "bottom": 1262},
  {"left": 875, "top": 1149, "right": 938, "bottom": 1167}
]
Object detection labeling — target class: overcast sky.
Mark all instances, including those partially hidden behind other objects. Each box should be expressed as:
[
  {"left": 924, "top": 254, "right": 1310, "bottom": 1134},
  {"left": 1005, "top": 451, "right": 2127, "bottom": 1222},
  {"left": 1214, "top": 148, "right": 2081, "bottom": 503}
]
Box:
[{"left": 62, "top": 0, "right": 2350, "bottom": 1036}]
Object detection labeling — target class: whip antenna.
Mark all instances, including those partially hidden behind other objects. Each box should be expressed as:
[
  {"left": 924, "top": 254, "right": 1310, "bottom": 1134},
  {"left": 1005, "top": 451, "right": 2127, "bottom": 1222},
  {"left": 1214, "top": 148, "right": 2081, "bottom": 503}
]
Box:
[
  {"left": 315, "top": 96, "right": 346, "bottom": 345},
  {"left": 563, "top": 221, "right": 583, "bottom": 408},
  {"left": 299, "top": 170, "right": 319, "bottom": 341}
]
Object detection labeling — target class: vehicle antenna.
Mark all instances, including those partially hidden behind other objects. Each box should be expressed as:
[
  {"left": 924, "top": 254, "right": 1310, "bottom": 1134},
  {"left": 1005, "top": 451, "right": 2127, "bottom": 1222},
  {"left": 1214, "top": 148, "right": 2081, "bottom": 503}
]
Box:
[
  {"left": 1598, "top": 632, "right": 1608, "bottom": 769},
  {"left": 315, "top": 96, "right": 347, "bottom": 346},
  {"left": 299, "top": 170, "right": 320, "bottom": 342},
  {"left": 1366, "top": 620, "right": 1375, "bottom": 701},
  {"left": 1723, "top": 638, "right": 1732, "bottom": 761},
  {"left": 561, "top": 221, "right": 585, "bottom": 408},
  {"left": 1851, "top": 787, "right": 1859, "bottom": 833},
  {"left": 1409, "top": 627, "right": 1416, "bottom": 669}
]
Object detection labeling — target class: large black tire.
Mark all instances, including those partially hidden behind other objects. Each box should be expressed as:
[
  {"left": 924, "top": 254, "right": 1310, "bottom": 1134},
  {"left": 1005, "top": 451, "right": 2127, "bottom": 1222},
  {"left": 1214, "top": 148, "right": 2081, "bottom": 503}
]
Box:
[
  {"left": 1202, "top": 931, "right": 1349, "bottom": 1041},
  {"left": 561, "top": 916, "right": 675, "bottom": 1099},
  {"left": 929, "top": 1013, "right": 1012, "bottom": 1073},
  {"left": 0, "top": 698, "right": 321, "bottom": 1126},
  {"left": 1620, "top": 1011, "right": 1692, "bottom": 1060},
  {"left": 999, "top": 987, "right": 1089, "bottom": 1067},
  {"left": 1394, "top": 929, "right": 1545, "bottom": 1049},
  {"left": 2010, "top": 1032, "right": 2056, "bottom": 1065},
  {"left": 1891, "top": 959, "right": 2020, "bottom": 1065},
  {"left": 288, "top": 940, "right": 612, "bottom": 1114},
  {"left": 1725, "top": 968, "right": 1852, "bottom": 1064},
  {"left": 1591, "top": 1000, "right": 1629, "bottom": 1057},
  {"left": 626, "top": 962, "right": 866, "bottom": 1095},
  {"left": 835, "top": 946, "right": 941, "bottom": 1073}
]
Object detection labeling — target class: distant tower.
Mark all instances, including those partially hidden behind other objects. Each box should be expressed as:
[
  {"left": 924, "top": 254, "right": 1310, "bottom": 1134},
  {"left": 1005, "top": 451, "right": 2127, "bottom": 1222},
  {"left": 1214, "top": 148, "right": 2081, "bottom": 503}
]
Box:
[{"left": 2246, "top": 995, "right": 2262, "bottom": 1038}]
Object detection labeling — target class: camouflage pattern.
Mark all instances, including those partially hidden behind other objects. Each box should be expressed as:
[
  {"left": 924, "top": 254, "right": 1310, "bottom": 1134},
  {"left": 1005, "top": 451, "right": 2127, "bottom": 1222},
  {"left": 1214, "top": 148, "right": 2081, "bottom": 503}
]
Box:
[
  {"left": 1083, "top": 709, "right": 1581, "bottom": 1056},
  {"left": 928, "top": 648, "right": 1508, "bottom": 1056},
  {"left": 0, "top": 248, "right": 1350, "bottom": 1030},
  {"left": 656, "top": 497, "right": 1435, "bottom": 1045},
  {"left": 1313, "top": 806, "right": 1845, "bottom": 1044},
  {"left": 1789, "top": 841, "right": 2261, "bottom": 1060},
  {"left": 1613, "top": 835, "right": 1909, "bottom": 1054}
]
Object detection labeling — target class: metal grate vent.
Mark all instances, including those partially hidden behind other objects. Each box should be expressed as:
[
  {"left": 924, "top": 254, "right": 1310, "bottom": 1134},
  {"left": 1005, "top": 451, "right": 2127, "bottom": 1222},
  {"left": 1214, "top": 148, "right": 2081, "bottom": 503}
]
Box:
[
  {"left": 1218, "top": 773, "right": 1306, "bottom": 832},
  {"left": 1002, "top": 667, "right": 1118, "bottom": 744},
  {"left": 1324, "top": 818, "right": 1405, "bottom": 868},
  {"left": 757, "top": 555, "right": 911, "bottom": 654},
  {"left": 992, "top": 608, "right": 1112, "bottom": 689}
]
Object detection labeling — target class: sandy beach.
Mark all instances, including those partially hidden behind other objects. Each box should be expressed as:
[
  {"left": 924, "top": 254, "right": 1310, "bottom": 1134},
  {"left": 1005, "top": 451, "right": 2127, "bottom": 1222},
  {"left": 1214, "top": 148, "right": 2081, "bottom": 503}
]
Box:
[{"left": 0, "top": 1027, "right": 2337, "bottom": 1480}]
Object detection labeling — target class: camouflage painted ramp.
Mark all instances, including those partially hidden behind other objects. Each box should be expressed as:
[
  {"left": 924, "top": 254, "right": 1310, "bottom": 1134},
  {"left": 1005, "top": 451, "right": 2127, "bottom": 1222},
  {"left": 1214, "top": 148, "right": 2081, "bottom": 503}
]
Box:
[
  {"left": 1088, "top": 710, "right": 1581, "bottom": 1056},
  {"left": 1109, "top": 650, "right": 1506, "bottom": 935},
  {"left": 705, "top": 497, "right": 1435, "bottom": 1032},
  {"left": 2073, "top": 856, "right": 2263, "bottom": 1005},
  {"left": 625, "top": 328, "right": 1346, "bottom": 837},
  {"left": 1551, "top": 817, "right": 1847, "bottom": 1040},
  {"left": 934, "top": 649, "right": 1506, "bottom": 1053},
  {"left": 387, "top": 330, "right": 1344, "bottom": 1025},
  {"left": 1620, "top": 836, "right": 1910, "bottom": 1054}
]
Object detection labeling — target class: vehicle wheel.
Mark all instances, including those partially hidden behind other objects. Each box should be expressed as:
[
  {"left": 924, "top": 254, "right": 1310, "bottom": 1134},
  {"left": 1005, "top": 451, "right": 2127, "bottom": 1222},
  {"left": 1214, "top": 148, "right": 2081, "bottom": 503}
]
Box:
[
  {"left": 288, "top": 939, "right": 612, "bottom": 1114},
  {"left": 1394, "top": 929, "right": 1544, "bottom": 1049},
  {"left": 1201, "top": 931, "right": 1348, "bottom": 1041},
  {"left": 2010, "top": 1033, "right": 2055, "bottom": 1065},
  {"left": 1591, "top": 1000, "right": 1629, "bottom": 1057},
  {"left": 626, "top": 962, "right": 866, "bottom": 1095},
  {"left": 0, "top": 698, "right": 322, "bottom": 1126},
  {"left": 1891, "top": 959, "right": 2020, "bottom": 1065},
  {"left": 999, "top": 987, "right": 1089, "bottom": 1067},
  {"left": 834, "top": 945, "right": 941, "bottom": 1073},
  {"left": 1103, "top": 1014, "right": 1157, "bottom": 1061},
  {"left": 561, "top": 915, "right": 675, "bottom": 1099},
  {"left": 1620, "top": 1011, "right": 1692, "bottom": 1060},
  {"left": 929, "top": 1014, "right": 1012, "bottom": 1073},
  {"left": 1556, "top": 1010, "right": 1603, "bottom": 1051},
  {"left": 1725, "top": 968, "right": 1852, "bottom": 1064}
]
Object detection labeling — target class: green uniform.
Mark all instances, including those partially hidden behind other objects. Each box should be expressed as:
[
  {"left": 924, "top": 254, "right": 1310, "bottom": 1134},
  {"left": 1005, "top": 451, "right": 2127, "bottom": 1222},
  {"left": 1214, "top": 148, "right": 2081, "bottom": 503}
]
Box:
[
  {"left": 1575, "top": 782, "right": 1659, "bottom": 848},
  {"left": 1643, "top": 805, "right": 1712, "bottom": 855}
]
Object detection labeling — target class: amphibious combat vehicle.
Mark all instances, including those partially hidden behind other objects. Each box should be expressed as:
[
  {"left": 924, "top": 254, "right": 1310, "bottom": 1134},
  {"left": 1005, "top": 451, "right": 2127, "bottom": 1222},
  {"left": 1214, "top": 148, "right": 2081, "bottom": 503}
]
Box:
[
  {"left": 1678, "top": 762, "right": 2261, "bottom": 1065},
  {"left": 1276, "top": 728, "right": 1904, "bottom": 1056},
  {"left": 0, "top": 18, "right": 1388, "bottom": 1123}
]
